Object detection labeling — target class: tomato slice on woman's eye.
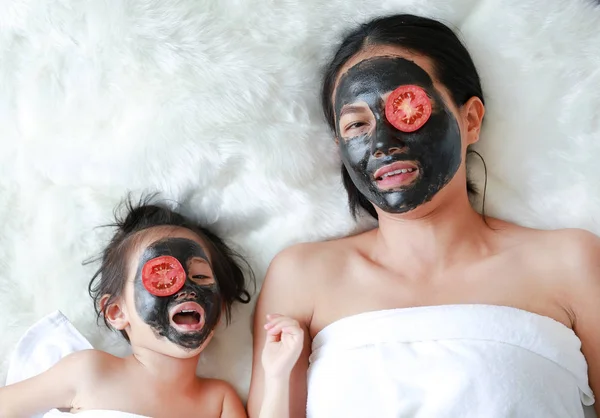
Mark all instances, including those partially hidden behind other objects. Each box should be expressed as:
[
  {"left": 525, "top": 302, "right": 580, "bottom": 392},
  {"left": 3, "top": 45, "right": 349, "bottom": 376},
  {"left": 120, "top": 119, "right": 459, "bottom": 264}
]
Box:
[
  {"left": 385, "top": 85, "right": 432, "bottom": 132},
  {"left": 142, "top": 255, "right": 186, "bottom": 297}
]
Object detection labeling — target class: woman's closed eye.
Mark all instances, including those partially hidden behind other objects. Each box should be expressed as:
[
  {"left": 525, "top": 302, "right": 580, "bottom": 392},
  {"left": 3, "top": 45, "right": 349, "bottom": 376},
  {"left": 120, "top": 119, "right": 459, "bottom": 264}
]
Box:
[
  {"left": 342, "top": 120, "right": 370, "bottom": 138},
  {"left": 347, "top": 121, "right": 366, "bottom": 130},
  {"left": 339, "top": 102, "right": 374, "bottom": 138}
]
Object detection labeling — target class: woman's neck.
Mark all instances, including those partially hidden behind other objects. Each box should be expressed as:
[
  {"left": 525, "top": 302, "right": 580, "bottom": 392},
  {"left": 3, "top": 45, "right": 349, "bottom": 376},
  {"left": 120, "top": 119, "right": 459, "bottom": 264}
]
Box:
[{"left": 371, "top": 189, "right": 495, "bottom": 278}]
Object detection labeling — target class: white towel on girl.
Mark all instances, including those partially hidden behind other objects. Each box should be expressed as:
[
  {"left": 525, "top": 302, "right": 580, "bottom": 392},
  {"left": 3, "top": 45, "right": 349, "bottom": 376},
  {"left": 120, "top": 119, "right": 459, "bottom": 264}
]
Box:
[
  {"left": 42, "top": 411, "right": 149, "bottom": 418},
  {"left": 4, "top": 311, "right": 149, "bottom": 418},
  {"left": 5, "top": 311, "right": 93, "bottom": 389},
  {"left": 307, "top": 304, "right": 595, "bottom": 418}
]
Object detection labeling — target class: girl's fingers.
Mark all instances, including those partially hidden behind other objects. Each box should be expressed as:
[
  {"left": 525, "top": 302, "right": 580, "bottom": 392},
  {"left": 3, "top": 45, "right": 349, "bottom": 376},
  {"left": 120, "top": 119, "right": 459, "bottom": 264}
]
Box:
[
  {"left": 266, "top": 330, "right": 280, "bottom": 343},
  {"left": 263, "top": 315, "right": 302, "bottom": 347},
  {"left": 281, "top": 325, "right": 303, "bottom": 336},
  {"left": 265, "top": 319, "right": 299, "bottom": 335},
  {"left": 264, "top": 321, "right": 302, "bottom": 344},
  {"left": 264, "top": 316, "right": 286, "bottom": 330},
  {"left": 265, "top": 315, "right": 299, "bottom": 329},
  {"left": 265, "top": 315, "right": 296, "bottom": 327}
]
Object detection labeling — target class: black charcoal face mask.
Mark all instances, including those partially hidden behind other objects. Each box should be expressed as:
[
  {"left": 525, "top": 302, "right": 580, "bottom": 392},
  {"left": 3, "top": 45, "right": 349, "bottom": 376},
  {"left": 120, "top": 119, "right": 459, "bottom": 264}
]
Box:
[
  {"left": 134, "top": 238, "right": 221, "bottom": 350},
  {"left": 335, "top": 57, "right": 462, "bottom": 213}
]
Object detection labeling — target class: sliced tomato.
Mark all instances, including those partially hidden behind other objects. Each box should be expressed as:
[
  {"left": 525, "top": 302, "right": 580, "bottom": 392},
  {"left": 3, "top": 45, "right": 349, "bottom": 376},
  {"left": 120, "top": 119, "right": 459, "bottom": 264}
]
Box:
[
  {"left": 385, "top": 85, "right": 432, "bottom": 132},
  {"left": 142, "top": 255, "right": 186, "bottom": 297}
]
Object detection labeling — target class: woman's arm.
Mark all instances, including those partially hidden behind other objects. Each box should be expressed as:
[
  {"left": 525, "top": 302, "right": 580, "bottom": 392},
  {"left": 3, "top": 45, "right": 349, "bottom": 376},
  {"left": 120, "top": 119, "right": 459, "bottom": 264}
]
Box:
[
  {"left": 258, "top": 315, "right": 304, "bottom": 418},
  {"left": 0, "top": 349, "right": 91, "bottom": 417},
  {"left": 247, "top": 247, "right": 314, "bottom": 418},
  {"left": 258, "top": 377, "right": 290, "bottom": 418},
  {"left": 566, "top": 230, "right": 600, "bottom": 415}
]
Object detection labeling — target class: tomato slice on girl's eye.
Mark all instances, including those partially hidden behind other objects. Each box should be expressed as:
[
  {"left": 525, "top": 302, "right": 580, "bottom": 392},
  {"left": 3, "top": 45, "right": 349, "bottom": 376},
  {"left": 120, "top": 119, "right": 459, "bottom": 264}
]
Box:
[
  {"left": 385, "top": 85, "right": 432, "bottom": 132},
  {"left": 142, "top": 255, "right": 186, "bottom": 297}
]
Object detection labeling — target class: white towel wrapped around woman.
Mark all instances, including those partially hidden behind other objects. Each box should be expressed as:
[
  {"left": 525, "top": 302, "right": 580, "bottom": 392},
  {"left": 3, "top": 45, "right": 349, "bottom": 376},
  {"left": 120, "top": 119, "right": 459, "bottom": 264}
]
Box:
[{"left": 307, "top": 304, "right": 596, "bottom": 418}]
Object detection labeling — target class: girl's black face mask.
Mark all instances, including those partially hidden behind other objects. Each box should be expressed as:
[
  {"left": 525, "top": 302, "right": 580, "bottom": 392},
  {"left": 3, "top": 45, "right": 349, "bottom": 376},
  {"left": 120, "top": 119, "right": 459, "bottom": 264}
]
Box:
[
  {"left": 133, "top": 238, "right": 221, "bottom": 350},
  {"left": 334, "top": 57, "right": 463, "bottom": 213}
]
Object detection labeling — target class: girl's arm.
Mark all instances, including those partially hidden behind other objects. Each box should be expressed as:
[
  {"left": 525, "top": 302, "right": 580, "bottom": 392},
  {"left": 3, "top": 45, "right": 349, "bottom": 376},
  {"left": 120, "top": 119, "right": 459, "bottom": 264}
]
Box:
[
  {"left": 258, "top": 315, "right": 304, "bottom": 418},
  {"left": 0, "top": 349, "right": 92, "bottom": 418}
]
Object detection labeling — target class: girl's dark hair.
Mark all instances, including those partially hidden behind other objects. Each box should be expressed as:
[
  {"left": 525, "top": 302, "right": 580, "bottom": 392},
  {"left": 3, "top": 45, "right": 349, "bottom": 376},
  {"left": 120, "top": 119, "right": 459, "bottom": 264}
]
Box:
[
  {"left": 321, "top": 14, "right": 485, "bottom": 219},
  {"left": 87, "top": 195, "right": 253, "bottom": 341}
]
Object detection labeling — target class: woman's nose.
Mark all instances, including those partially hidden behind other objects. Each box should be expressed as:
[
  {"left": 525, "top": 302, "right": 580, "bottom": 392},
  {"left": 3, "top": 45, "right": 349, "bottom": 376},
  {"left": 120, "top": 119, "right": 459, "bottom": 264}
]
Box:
[
  {"left": 371, "top": 125, "right": 407, "bottom": 158},
  {"left": 371, "top": 137, "right": 406, "bottom": 158},
  {"left": 372, "top": 145, "right": 404, "bottom": 158}
]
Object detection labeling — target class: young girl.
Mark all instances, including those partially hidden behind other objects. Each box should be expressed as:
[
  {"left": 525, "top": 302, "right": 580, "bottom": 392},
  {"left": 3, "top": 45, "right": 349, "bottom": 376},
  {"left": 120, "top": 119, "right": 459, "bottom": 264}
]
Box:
[{"left": 0, "top": 198, "right": 303, "bottom": 418}]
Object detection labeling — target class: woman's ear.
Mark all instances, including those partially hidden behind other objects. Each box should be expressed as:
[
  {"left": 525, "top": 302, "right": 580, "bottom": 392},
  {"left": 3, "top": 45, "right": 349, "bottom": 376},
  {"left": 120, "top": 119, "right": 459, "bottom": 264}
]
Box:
[
  {"left": 463, "top": 96, "right": 485, "bottom": 145},
  {"left": 100, "top": 294, "right": 129, "bottom": 331}
]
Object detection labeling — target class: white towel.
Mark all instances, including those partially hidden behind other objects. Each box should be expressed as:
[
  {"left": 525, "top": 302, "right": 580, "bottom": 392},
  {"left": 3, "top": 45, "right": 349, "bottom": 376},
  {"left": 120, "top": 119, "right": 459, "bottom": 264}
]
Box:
[
  {"left": 4, "top": 311, "right": 149, "bottom": 418},
  {"left": 5, "top": 311, "right": 93, "bottom": 388},
  {"left": 307, "top": 304, "right": 596, "bottom": 418},
  {"left": 42, "top": 411, "right": 149, "bottom": 418}
]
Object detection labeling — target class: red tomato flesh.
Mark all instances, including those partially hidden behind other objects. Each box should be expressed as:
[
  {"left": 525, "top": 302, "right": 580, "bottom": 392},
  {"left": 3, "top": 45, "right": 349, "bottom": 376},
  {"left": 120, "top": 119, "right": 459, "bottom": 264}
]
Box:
[
  {"left": 385, "top": 85, "right": 432, "bottom": 132},
  {"left": 142, "top": 255, "right": 186, "bottom": 297}
]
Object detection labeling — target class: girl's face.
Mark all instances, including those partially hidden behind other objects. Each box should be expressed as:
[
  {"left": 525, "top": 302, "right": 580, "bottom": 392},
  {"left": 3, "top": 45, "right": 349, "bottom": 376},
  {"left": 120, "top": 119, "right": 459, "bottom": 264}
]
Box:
[
  {"left": 331, "top": 47, "right": 475, "bottom": 214},
  {"left": 121, "top": 227, "right": 222, "bottom": 357}
]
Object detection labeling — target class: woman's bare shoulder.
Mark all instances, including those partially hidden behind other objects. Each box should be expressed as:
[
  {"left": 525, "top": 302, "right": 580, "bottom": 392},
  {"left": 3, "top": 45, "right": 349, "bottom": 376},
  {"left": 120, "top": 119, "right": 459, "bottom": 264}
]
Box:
[
  {"left": 534, "top": 228, "right": 600, "bottom": 323},
  {"left": 492, "top": 219, "right": 600, "bottom": 273},
  {"left": 486, "top": 217, "right": 596, "bottom": 244},
  {"left": 268, "top": 229, "right": 374, "bottom": 275},
  {"left": 540, "top": 227, "right": 600, "bottom": 271},
  {"left": 259, "top": 230, "right": 375, "bottom": 316}
]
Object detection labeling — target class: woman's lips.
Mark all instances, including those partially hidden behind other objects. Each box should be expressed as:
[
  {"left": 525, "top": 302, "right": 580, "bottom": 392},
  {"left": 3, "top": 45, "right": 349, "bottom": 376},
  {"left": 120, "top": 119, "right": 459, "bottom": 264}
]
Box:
[{"left": 373, "top": 161, "right": 419, "bottom": 190}]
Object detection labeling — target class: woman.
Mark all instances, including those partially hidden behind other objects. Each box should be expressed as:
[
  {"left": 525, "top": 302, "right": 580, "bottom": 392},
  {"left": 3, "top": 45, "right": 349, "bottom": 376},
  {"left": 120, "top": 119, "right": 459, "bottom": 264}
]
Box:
[{"left": 248, "top": 14, "right": 600, "bottom": 418}]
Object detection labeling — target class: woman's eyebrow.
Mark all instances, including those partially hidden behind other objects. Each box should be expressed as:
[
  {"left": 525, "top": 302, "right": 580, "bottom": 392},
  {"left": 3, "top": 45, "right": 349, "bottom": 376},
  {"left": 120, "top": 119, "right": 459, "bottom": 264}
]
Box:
[{"left": 339, "top": 104, "right": 368, "bottom": 118}]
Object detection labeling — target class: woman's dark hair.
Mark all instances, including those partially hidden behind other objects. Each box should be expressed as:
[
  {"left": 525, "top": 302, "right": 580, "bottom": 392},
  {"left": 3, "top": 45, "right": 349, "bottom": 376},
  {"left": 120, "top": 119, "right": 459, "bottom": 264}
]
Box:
[
  {"left": 87, "top": 194, "right": 253, "bottom": 341},
  {"left": 321, "top": 14, "right": 485, "bottom": 219}
]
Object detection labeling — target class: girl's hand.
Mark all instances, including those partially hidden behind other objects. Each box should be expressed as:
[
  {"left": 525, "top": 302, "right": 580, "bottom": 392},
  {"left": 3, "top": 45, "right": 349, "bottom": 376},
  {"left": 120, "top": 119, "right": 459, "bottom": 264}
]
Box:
[{"left": 261, "top": 314, "right": 304, "bottom": 379}]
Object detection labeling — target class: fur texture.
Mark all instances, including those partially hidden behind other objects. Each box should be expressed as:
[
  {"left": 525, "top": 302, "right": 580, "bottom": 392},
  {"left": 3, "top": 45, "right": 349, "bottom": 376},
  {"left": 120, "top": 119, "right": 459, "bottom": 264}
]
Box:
[{"left": 1, "top": 0, "right": 599, "bottom": 399}]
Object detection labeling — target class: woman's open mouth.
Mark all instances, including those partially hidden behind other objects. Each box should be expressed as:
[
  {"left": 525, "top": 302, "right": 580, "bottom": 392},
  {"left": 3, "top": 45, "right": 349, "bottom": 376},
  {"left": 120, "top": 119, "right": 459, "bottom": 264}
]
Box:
[
  {"left": 373, "top": 161, "right": 419, "bottom": 190},
  {"left": 169, "top": 301, "right": 205, "bottom": 332}
]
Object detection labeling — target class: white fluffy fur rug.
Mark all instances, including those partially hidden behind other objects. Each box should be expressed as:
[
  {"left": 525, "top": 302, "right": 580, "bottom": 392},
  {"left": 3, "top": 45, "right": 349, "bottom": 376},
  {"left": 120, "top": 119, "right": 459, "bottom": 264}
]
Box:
[{"left": 1, "top": 0, "right": 599, "bottom": 401}]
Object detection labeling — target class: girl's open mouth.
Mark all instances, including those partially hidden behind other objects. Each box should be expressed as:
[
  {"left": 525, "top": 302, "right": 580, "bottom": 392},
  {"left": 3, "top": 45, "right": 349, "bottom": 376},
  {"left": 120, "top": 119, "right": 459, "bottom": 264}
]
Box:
[{"left": 169, "top": 301, "right": 205, "bottom": 332}]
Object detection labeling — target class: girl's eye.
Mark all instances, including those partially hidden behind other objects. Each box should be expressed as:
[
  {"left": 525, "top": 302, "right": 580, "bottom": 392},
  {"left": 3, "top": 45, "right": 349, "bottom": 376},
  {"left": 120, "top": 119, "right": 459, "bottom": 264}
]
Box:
[{"left": 191, "top": 275, "right": 214, "bottom": 285}]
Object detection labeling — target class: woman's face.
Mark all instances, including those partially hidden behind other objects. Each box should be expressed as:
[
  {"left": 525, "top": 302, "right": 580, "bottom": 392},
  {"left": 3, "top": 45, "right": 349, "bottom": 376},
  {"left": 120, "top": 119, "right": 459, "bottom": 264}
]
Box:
[{"left": 332, "top": 47, "right": 471, "bottom": 214}]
